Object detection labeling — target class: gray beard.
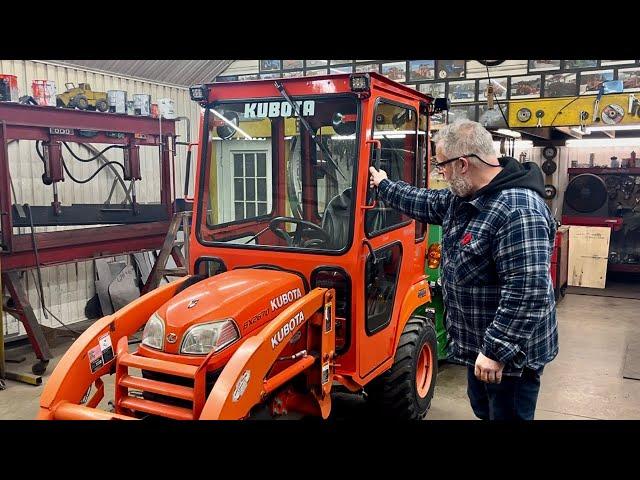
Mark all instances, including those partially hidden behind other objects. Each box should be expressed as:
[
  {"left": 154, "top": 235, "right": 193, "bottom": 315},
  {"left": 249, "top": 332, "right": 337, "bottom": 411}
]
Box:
[{"left": 449, "top": 173, "right": 473, "bottom": 198}]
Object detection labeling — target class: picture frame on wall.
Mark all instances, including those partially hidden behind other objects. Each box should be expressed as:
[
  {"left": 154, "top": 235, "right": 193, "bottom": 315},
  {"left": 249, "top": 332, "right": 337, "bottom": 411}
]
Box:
[
  {"left": 447, "top": 105, "right": 477, "bottom": 123},
  {"left": 305, "top": 60, "right": 328, "bottom": 68},
  {"left": 448, "top": 80, "right": 476, "bottom": 103},
  {"left": 579, "top": 70, "right": 614, "bottom": 95},
  {"left": 328, "top": 65, "right": 353, "bottom": 74},
  {"left": 618, "top": 67, "right": 640, "bottom": 92},
  {"left": 237, "top": 74, "right": 259, "bottom": 81},
  {"left": 381, "top": 62, "right": 407, "bottom": 82},
  {"left": 305, "top": 68, "right": 328, "bottom": 77},
  {"left": 479, "top": 77, "right": 508, "bottom": 101},
  {"left": 436, "top": 60, "right": 465, "bottom": 79},
  {"left": 283, "top": 60, "right": 303, "bottom": 70},
  {"left": 478, "top": 104, "right": 508, "bottom": 128},
  {"left": 260, "top": 60, "right": 281, "bottom": 71},
  {"left": 418, "top": 82, "right": 446, "bottom": 98},
  {"left": 528, "top": 60, "right": 561, "bottom": 72},
  {"left": 282, "top": 71, "right": 304, "bottom": 78},
  {"left": 601, "top": 60, "right": 635, "bottom": 66},
  {"left": 259, "top": 72, "right": 280, "bottom": 79},
  {"left": 409, "top": 60, "right": 435, "bottom": 81},
  {"left": 510, "top": 75, "right": 541, "bottom": 99},
  {"left": 330, "top": 60, "right": 352, "bottom": 65},
  {"left": 544, "top": 72, "right": 577, "bottom": 97},
  {"left": 564, "top": 60, "right": 598, "bottom": 69},
  {"left": 355, "top": 63, "right": 380, "bottom": 73}
]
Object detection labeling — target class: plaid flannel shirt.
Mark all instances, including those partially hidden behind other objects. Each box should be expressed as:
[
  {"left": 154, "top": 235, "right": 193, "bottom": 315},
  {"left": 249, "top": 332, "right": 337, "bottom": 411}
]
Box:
[{"left": 378, "top": 178, "right": 559, "bottom": 375}]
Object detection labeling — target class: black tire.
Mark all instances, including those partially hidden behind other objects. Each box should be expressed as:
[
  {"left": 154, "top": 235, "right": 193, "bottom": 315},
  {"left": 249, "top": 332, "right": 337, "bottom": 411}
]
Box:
[
  {"left": 32, "top": 360, "right": 49, "bottom": 376},
  {"left": 75, "top": 95, "right": 89, "bottom": 110},
  {"left": 367, "top": 316, "right": 438, "bottom": 419},
  {"left": 96, "top": 99, "right": 108, "bottom": 112}
]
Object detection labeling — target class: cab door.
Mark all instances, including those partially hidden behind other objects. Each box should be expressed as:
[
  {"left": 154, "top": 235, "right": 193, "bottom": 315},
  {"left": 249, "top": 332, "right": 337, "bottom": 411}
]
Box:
[{"left": 358, "top": 97, "right": 422, "bottom": 377}]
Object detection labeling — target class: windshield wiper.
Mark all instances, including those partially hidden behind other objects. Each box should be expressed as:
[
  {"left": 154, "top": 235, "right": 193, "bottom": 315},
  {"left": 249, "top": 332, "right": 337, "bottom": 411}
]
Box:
[{"left": 273, "top": 81, "right": 346, "bottom": 180}]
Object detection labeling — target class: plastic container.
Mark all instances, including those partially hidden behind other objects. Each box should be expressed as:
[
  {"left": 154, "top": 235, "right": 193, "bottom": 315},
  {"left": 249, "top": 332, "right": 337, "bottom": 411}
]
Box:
[
  {"left": 107, "top": 90, "right": 127, "bottom": 114},
  {"left": 133, "top": 94, "right": 151, "bottom": 116},
  {"left": 157, "top": 97, "right": 177, "bottom": 119},
  {"left": 31, "top": 80, "right": 57, "bottom": 106},
  {"left": 0, "top": 74, "right": 19, "bottom": 102}
]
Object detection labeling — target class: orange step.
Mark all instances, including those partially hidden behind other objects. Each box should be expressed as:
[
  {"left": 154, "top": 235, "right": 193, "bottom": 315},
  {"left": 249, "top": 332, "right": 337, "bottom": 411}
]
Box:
[
  {"left": 118, "top": 396, "right": 194, "bottom": 420},
  {"left": 119, "top": 352, "right": 198, "bottom": 378},
  {"left": 119, "top": 375, "right": 195, "bottom": 401}
]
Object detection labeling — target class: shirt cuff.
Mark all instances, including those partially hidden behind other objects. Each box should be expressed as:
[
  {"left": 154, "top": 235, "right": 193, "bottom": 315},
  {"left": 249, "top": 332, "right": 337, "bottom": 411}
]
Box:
[{"left": 481, "top": 332, "right": 526, "bottom": 368}]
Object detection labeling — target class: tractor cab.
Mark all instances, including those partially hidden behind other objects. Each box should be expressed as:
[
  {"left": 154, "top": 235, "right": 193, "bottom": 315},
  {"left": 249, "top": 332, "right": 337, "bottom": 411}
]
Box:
[{"left": 189, "top": 72, "right": 441, "bottom": 388}]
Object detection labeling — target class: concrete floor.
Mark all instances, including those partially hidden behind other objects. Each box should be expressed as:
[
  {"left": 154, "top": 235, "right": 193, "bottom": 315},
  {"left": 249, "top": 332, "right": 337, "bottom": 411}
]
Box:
[{"left": 2, "top": 290, "right": 640, "bottom": 420}]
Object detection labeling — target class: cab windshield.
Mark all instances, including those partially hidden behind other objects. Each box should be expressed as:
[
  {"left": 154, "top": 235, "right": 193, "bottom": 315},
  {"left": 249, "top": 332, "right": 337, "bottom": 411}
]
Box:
[{"left": 197, "top": 95, "right": 358, "bottom": 253}]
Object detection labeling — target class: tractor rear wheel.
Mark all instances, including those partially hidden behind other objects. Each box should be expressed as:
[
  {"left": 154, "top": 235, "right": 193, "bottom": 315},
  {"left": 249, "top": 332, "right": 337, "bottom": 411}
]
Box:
[
  {"left": 366, "top": 316, "right": 437, "bottom": 419},
  {"left": 96, "top": 99, "right": 108, "bottom": 112}
]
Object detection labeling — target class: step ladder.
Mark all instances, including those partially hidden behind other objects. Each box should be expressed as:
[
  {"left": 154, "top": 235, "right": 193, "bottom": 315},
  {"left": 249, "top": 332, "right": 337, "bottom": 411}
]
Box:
[{"left": 141, "top": 211, "right": 191, "bottom": 295}]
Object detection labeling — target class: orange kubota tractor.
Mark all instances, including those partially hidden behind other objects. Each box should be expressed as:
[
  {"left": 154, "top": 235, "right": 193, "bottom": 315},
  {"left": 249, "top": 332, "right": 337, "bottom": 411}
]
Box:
[{"left": 38, "top": 73, "right": 448, "bottom": 420}]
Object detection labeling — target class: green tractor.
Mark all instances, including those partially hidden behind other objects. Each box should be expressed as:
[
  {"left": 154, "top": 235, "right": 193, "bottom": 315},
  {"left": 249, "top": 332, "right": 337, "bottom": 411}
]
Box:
[{"left": 56, "top": 82, "right": 109, "bottom": 112}]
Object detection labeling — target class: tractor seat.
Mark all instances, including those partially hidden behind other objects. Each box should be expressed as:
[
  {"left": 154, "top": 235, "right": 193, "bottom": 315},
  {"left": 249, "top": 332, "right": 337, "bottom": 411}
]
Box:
[{"left": 320, "top": 188, "right": 352, "bottom": 250}]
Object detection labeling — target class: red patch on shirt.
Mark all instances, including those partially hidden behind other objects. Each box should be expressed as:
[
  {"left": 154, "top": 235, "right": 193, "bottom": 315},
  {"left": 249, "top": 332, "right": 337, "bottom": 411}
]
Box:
[{"left": 461, "top": 233, "right": 473, "bottom": 245}]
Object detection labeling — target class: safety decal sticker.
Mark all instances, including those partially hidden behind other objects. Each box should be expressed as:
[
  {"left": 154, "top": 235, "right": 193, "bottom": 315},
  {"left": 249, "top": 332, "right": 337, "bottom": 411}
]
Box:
[
  {"left": 99, "top": 332, "right": 115, "bottom": 364},
  {"left": 88, "top": 345, "right": 104, "bottom": 373}
]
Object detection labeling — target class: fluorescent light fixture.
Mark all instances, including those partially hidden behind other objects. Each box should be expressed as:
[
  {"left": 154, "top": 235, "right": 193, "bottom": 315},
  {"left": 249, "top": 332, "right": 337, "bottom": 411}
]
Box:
[
  {"left": 493, "top": 140, "right": 533, "bottom": 150},
  {"left": 331, "top": 135, "right": 356, "bottom": 140},
  {"left": 210, "top": 109, "right": 253, "bottom": 140},
  {"left": 375, "top": 133, "right": 406, "bottom": 139},
  {"left": 494, "top": 128, "right": 522, "bottom": 138},
  {"left": 571, "top": 124, "right": 640, "bottom": 135},
  {"left": 566, "top": 137, "right": 640, "bottom": 147}
]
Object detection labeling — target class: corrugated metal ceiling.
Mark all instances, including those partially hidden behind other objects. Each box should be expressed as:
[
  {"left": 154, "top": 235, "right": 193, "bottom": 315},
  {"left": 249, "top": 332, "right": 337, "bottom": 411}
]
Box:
[{"left": 45, "top": 60, "right": 234, "bottom": 87}]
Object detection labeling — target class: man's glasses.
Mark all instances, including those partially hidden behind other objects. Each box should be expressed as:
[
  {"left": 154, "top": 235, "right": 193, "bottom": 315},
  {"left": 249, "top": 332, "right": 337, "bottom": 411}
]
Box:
[{"left": 431, "top": 153, "right": 498, "bottom": 170}]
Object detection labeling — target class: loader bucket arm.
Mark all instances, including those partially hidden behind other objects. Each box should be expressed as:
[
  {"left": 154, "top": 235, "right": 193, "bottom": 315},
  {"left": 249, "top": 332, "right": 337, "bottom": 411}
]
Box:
[
  {"left": 199, "top": 287, "right": 336, "bottom": 420},
  {"left": 37, "top": 277, "right": 189, "bottom": 420}
]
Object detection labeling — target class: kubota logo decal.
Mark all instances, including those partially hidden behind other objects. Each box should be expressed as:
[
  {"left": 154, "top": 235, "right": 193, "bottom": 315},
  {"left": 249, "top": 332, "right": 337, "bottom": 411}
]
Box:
[
  {"left": 244, "top": 101, "right": 315, "bottom": 119},
  {"left": 232, "top": 370, "right": 251, "bottom": 402},
  {"left": 271, "top": 311, "right": 305, "bottom": 349},
  {"left": 270, "top": 288, "right": 302, "bottom": 312}
]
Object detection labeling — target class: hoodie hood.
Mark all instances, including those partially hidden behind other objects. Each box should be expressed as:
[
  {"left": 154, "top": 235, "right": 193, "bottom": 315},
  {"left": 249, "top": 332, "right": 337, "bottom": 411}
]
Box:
[{"left": 472, "top": 156, "right": 546, "bottom": 199}]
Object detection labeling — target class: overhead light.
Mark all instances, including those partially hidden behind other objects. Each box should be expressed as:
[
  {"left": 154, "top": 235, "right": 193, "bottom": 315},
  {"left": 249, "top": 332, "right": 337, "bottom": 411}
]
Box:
[
  {"left": 566, "top": 137, "right": 640, "bottom": 147},
  {"left": 494, "top": 128, "right": 522, "bottom": 138},
  {"left": 571, "top": 124, "right": 640, "bottom": 135},
  {"left": 331, "top": 135, "right": 356, "bottom": 140},
  {"left": 493, "top": 140, "right": 533, "bottom": 150},
  {"left": 349, "top": 73, "right": 370, "bottom": 92},
  {"left": 189, "top": 84, "right": 209, "bottom": 102}
]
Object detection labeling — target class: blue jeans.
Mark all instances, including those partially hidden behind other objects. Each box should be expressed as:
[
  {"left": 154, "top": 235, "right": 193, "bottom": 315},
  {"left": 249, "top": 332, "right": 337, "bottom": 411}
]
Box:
[{"left": 467, "top": 366, "right": 543, "bottom": 420}]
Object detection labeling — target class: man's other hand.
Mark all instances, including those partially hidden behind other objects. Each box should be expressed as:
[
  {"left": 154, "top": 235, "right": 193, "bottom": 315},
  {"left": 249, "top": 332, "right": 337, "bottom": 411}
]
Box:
[
  {"left": 475, "top": 352, "right": 505, "bottom": 384},
  {"left": 369, "top": 166, "right": 388, "bottom": 188}
]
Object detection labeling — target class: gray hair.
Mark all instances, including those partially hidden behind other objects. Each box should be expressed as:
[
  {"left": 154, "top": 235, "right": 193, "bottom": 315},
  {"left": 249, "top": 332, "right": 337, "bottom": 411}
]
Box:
[{"left": 432, "top": 120, "right": 496, "bottom": 162}]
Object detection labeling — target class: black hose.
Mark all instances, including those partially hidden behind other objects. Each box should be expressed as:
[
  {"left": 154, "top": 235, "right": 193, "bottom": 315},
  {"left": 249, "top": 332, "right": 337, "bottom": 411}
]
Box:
[
  {"left": 25, "top": 204, "right": 48, "bottom": 319},
  {"left": 62, "top": 156, "right": 126, "bottom": 184},
  {"left": 62, "top": 142, "right": 124, "bottom": 162}
]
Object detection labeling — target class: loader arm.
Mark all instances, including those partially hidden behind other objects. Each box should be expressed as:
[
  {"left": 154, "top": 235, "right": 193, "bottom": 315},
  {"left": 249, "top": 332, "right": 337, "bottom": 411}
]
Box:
[{"left": 199, "top": 287, "right": 336, "bottom": 419}]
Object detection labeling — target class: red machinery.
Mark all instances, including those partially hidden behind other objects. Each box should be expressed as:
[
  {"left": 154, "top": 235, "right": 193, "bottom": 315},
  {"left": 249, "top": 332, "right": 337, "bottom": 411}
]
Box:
[
  {"left": 550, "top": 226, "right": 569, "bottom": 300},
  {"left": 0, "top": 102, "right": 179, "bottom": 376}
]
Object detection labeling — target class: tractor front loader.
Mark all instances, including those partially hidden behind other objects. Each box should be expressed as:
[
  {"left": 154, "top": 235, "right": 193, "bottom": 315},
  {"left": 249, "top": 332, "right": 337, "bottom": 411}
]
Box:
[{"left": 39, "top": 72, "right": 449, "bottom": 420}]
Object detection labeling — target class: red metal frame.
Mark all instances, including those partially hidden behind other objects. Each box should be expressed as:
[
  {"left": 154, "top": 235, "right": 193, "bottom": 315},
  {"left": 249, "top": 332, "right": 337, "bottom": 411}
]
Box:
[
  {"left": 561, "top": 215, "right": 623, "bottom": 232},
  {"left": 0, "top": 103, "right": 178, "bottom": 375}
]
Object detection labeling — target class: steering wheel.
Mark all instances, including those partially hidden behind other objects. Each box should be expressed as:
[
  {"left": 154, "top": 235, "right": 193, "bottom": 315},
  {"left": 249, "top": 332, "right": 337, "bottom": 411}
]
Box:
[{"left": 268, "top": 216, "right": 330, "bottom": 247}]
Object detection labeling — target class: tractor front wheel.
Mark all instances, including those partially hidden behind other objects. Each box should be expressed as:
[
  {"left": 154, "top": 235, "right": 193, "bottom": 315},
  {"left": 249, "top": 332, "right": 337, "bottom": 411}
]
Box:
[
  {"left": 75, "top": 95, "right": 89, "bottom": 110},
  {"left": 96, "top": 99, "right": 109, "bottom": 112},
  {"left": 367, "top": 316, "right": 438, "bottom": 419}
]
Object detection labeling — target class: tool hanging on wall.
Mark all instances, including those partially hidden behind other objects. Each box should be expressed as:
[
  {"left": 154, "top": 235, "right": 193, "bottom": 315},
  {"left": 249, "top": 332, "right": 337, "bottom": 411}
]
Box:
[
  {"left": 601, "top": 104, "right": 625, "bottom": 125},
  {"left": 593, "top": 85, "right": 605, "bottom": 122},
  {"left": 535, "top": 110, "right": 544, "bottom": 127}
]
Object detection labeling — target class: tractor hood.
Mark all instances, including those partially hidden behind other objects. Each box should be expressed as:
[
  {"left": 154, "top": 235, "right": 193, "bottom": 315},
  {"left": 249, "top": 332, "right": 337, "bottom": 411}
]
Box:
[{"left": 155, "top": 269, "right": 306, "bottom": 355}]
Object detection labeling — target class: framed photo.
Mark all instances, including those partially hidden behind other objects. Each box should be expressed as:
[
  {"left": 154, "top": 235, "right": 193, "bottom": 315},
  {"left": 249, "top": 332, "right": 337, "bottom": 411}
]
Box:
[
  {"left": 601, "top": 60, "right": 635, "bottom": 66},
  {"left": 618, "top": 67, "right": 640, "bottom": 92},
  {"left": 381, "top": 62, "right": 407, "bottom": 82},
  {"left": 355, "top": 63, "right": 380, "bottom": 73},
  {"left": 260, "top": 60, "right": 281, "bottom": 71},
  {"left": 544, "top": 72, "right": 577, "bottom": 97},
  {"left": 282, "top": 70, "right": 304, "bottom": 78},
  {"left": 215, "top": 75, "right": 238, "bottom": 82},
  {"left": 237, "top": 74, "right": 258, "bottom": 81},
  {"left": 528, "top": 60, "right": 561, "bottom": 72},
  {"left": 305, "top": 68, "right": 328, "bottom": 77},
  {"left": 283, "top": 60, "right": 303, "bottom": 70},
  {"left": 510, "top": 75, "right": 541, "bottom": 99},
  {"left": 409, "top": 60, "right": 435, "bottom": 81},
  {"left": 436, "top": 60, "right": 465, "bottom": 79},
  {"left": 305, "top": 60, "right": 328, "bottom": 68},
  {"left": 330, "top": 60, "right": 352, "bottom": 65},
  {"left": 564, "top": 60, "right": 598, "bottom": 69},
  {"left": 418, "top": 82, "right": 446, "bottom": 98},
  {"left": 478, "top": 104, "right": 508, "bottom": 128},
  {"left": 479, "top": 77, "right": 508, "bottom": 101},
  {"left": 448, "top": 80, "right": 476, "bottom": 103},
  {"left": 259, "top": 72, "right": 280, "bottom": 79},
  {"left": 447, "top": 105, "right": 477, "bottom": 123},
  {"left": 328, "top": 65, "right": 353, "bottom": 74},
  {"left": 579, "top": 69, "right": 614, "bottom": 95}
]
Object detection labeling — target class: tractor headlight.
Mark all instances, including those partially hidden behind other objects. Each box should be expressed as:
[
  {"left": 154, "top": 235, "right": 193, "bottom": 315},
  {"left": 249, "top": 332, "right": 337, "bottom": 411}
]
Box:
[
  {"left": 180, "top": 319, "right": 239, "bottom": 355},
  {"left": 142, "top": 312, "right": 165, "bottom": 350}
]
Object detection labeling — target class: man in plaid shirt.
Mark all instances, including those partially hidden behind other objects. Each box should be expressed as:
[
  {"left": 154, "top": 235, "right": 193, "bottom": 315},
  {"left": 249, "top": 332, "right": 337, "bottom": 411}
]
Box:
[{"left": 369, "top": 120, "right": 558, "bottom": 420}]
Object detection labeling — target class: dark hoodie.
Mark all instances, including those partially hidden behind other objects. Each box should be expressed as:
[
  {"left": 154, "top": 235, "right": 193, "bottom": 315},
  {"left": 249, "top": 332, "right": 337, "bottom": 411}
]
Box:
[{"left": 472, "top": 156, "right": 546, "bottom": 199}]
